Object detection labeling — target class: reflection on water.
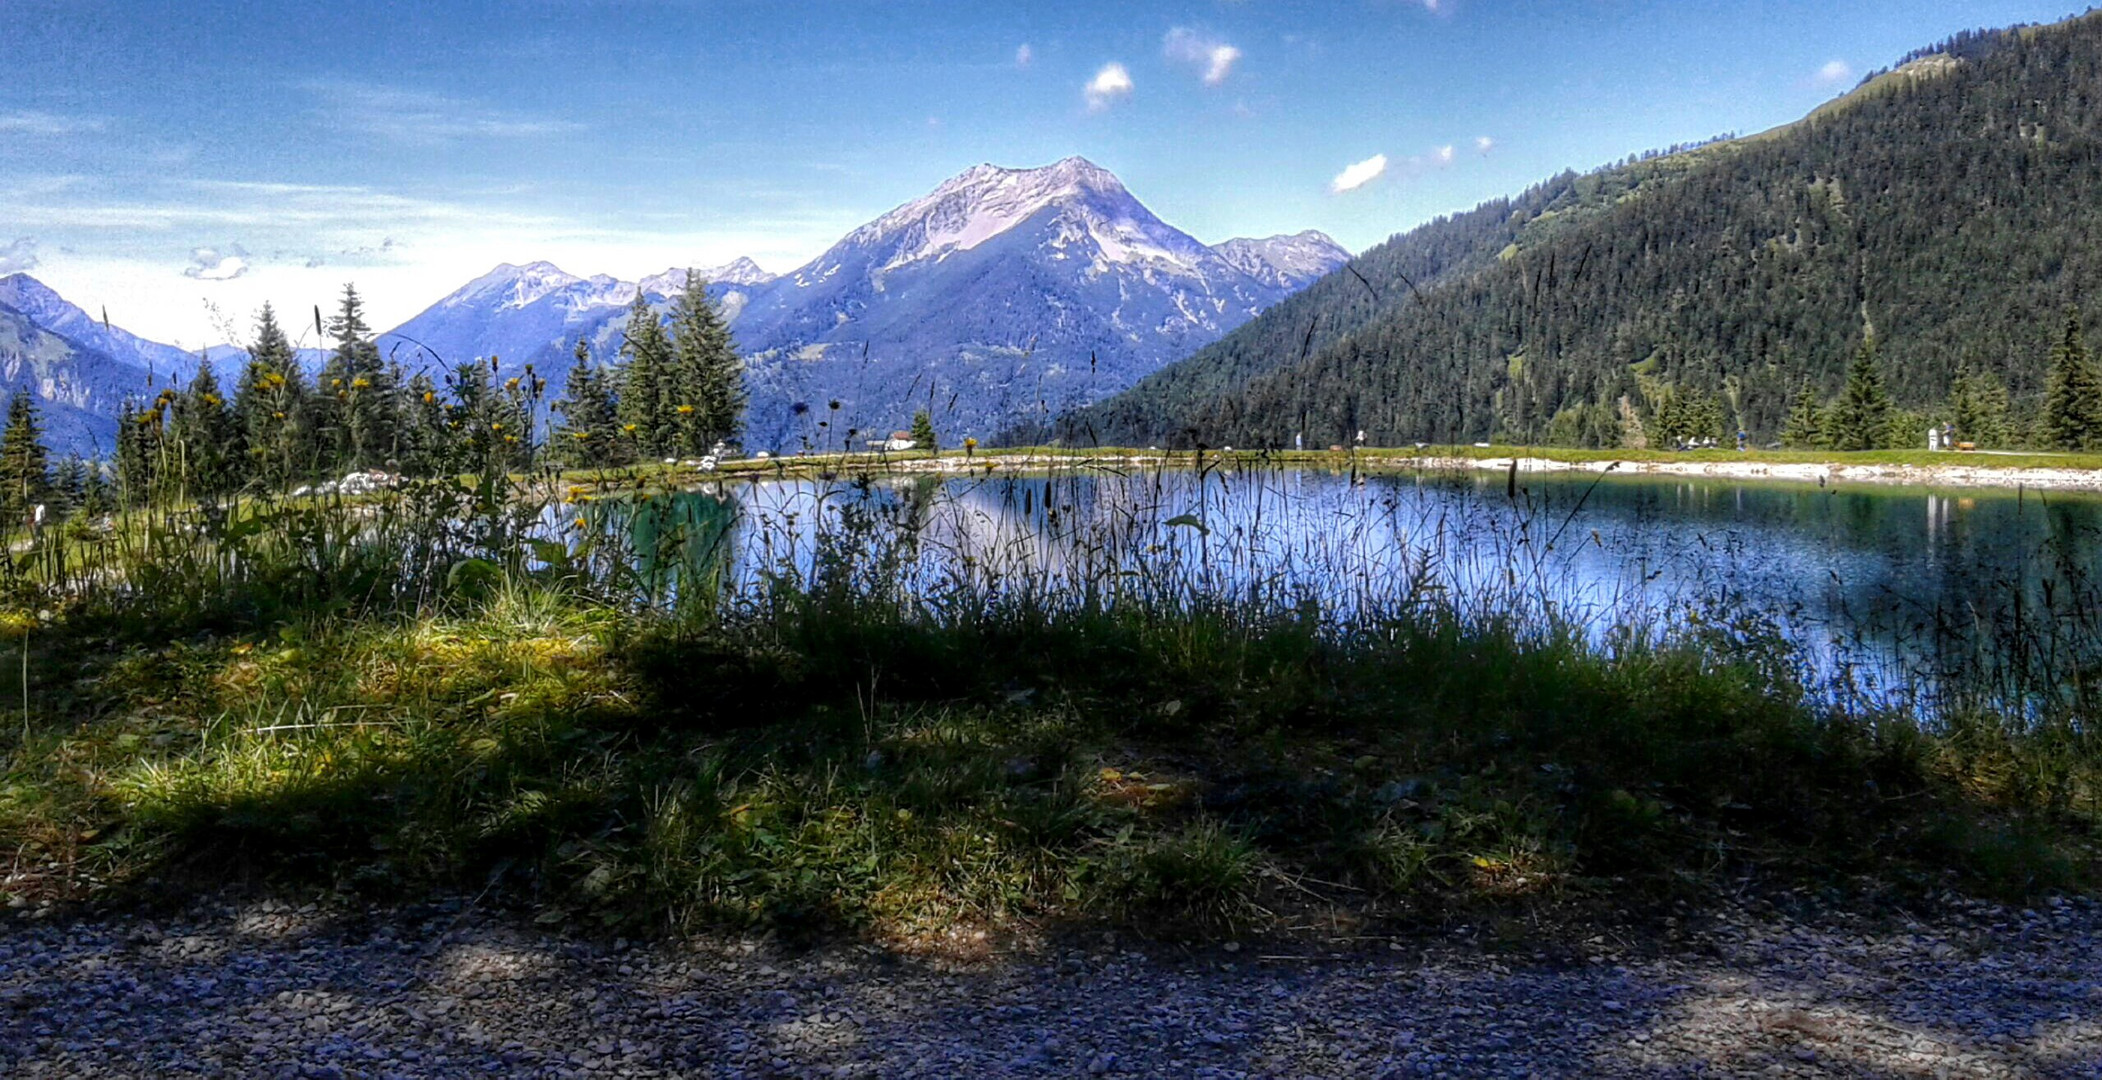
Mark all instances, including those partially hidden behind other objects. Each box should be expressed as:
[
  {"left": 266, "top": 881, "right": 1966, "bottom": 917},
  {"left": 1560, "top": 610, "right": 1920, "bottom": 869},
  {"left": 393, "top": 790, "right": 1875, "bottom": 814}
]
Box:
[{"left": 600, "top": 466, "right": 2102, "bottom": 712}]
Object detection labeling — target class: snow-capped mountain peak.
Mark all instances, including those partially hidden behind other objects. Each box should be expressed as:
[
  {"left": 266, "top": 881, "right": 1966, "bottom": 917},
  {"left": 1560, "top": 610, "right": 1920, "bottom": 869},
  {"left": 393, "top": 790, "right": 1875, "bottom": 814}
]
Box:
[
  {"left": 826, "top": 156, "right": 1203, "bottom": 277},
  {"left": 446, "top": 261, "right": 588, "bottom": 311},
  {"left": 637, "top": 257, "right": 778, "bottom": 298},
  {"left": 1210, "top": 231, "right": 1353, "bottom": 291}
]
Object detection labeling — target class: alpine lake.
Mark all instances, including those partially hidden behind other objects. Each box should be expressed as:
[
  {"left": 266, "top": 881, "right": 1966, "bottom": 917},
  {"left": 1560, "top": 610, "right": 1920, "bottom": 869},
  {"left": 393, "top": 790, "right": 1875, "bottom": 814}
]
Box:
[{"left": 592, "top": 459, "right": 2102, "bottom": 718}]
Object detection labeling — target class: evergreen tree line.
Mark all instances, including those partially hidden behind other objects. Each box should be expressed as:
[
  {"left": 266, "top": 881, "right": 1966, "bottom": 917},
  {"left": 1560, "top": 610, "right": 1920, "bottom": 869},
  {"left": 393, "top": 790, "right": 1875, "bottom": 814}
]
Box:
[
  {"left": 1, "top": 271, "right": 747, "bottom": 522},
  {"left": 1059, "top": 13, "right": 2102, "bottom": 453}
]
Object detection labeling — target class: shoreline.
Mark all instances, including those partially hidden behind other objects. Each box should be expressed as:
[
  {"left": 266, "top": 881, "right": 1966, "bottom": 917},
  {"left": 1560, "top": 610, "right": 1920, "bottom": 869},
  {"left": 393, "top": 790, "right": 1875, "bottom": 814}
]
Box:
[
  {"left": 680, "top": 447, "right": 2102, "bottom": 494},
  {"left": 1404, "top": 453, "right": 2102, "bottom": 493}
]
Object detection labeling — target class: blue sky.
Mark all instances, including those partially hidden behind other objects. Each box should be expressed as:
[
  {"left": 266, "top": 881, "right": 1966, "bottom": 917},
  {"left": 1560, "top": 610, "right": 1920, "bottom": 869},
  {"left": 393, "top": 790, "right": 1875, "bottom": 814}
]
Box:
[{"left": 0, "top": 0, "right": 2087, "bottom": 346}]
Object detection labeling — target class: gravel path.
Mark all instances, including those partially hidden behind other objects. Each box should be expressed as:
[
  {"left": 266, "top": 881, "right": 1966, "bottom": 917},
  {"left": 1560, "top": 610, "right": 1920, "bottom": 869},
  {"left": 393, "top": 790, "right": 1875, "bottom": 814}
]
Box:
[{"left": 2, "top": 895, "right": 2098, "bottom": 1078}]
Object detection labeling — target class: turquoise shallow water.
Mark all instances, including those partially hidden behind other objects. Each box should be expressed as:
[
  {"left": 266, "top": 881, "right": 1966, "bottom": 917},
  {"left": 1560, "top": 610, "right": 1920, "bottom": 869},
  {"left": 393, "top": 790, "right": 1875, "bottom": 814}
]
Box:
[{"left": 602, "top": 465, "right": 2102, "bottom": 711}]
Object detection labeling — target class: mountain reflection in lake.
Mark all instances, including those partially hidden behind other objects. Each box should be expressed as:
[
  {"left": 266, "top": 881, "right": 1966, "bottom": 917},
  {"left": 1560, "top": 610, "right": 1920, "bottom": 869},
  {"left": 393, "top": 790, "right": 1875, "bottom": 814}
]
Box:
[{"left": 595, "top": 466, "right": 2102, "bottom": 714}]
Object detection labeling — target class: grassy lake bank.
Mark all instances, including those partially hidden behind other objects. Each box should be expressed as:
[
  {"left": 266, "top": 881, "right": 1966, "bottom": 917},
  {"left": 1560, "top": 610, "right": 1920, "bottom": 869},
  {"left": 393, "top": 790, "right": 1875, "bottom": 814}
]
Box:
[
  {"left": 2, "top": 460, "right": 2096, "bottom": 947},
  {"left": 574, "top": 443, "right": 2102, "bottom": 497}
]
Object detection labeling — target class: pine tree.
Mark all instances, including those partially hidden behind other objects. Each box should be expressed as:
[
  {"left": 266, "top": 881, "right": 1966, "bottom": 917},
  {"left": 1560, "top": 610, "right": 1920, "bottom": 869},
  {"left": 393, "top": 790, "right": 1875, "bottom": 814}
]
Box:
[
  {"left": 168, "top": 361, "right": 242, "bottom": 495},
  {"left": 2040, "top": 309, "right": 2102, "bottom": 451},
  {"left": 556, "top": 338, "right": 624, "bottom": 467},
  {"left": 0, "top": 390, "right": 51, "bottom": 527},
  {"left": 1827, "top": 337, "right": 1894, "bottom": 451},
  {"left": 618, "top": 293, "right": 673, "bottom": 457},
  {"left": 910, "top": 408, "right": 938, "bottom": 451},
  {"left": 1780, "top": 384, "right": 1825, "bottom": 448},
  {"left": 665, "top": 270, "right": 745, "bottom": 453}
]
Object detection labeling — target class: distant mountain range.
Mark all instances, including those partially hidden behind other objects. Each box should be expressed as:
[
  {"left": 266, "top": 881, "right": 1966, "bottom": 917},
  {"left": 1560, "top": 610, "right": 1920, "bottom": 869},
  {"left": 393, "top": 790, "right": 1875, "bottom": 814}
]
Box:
[
  {"left": 0, "top": 156, "right": 1342, "bottom": 456},
  {"left": 1067, "top": 12, "right": 2102, "bottom": 450},
  {"left": 0, "top": 275, "right": 207, "bottom": 456},
  {"left": 380, "top": 157, "right": 1346, "bottom": 449}
]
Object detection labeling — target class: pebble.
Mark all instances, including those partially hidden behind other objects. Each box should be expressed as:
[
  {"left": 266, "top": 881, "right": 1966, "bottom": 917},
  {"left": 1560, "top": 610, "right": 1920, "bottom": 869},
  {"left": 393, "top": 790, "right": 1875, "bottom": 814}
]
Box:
[{"left": 0, "top": 897, "right": 2097, "bottom": 1077}]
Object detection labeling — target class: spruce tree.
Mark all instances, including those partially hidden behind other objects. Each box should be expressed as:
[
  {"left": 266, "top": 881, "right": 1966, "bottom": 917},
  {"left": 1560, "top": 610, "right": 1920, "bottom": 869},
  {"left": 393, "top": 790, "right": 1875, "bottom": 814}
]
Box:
[
  {"left": 0, "top": 390, "right": 51, "bottom": 527},
  {"left": 169, "top": 362, "right": 242, "bottom": 495},
  {"left": 317, "top": 285, "right": 399, "bottom": 471},
  {"left": 234, "top": 304, "right": 313, "bottom": 489},
  {"left": 115, "top": 401, "right": 156, "bottom": 506},
  {"left": 556, "top": 338, "right": 624, "bottom": 467},
  {"left": 1947, "top": 363, "right": 2013, "bottom": 449},
  {"left": 1780, "top": 384, "right": 1825, "bottom": 448},
  {"left": 618, "top": 293, "right": 673, "bottom": 457},
  {"left": 2040, "top": 309, "right": 2102, "bottom": 451},
  {"left": 910, "top": 408, "right": 937, "bottom": 450},
  {"left": 666, "top": 270, "right": 745, "bottom": 453},
  {"left": 50, "top": 457, "right": 87, "bottom": 520},
  {"left": 1827, "top": 337, "right": 1894, "bottom": 451},
  {"left": 400, "top": 372, "right": 450, "bottom": 477}
]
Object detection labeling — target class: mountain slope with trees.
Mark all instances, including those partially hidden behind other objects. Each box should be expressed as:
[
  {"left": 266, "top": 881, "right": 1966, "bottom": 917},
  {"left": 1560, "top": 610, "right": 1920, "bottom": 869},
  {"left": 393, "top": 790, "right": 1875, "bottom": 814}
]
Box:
[{"left": 1060, "top": 13, "right": 2102, "bottom": 452}]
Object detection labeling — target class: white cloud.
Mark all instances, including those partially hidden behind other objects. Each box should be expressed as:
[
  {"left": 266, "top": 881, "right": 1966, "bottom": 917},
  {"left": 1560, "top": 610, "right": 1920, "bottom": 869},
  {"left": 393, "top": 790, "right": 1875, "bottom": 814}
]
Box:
[
  {"left": 1434, "top": 144, "right": 1456, "bottom": 166},
  {"left": 1812, "top": 60, "right": 1855, "bottom": 87},
  {"left": 182, "top": 246, "right": 250, "bottom": 281},
  {"left": 1085, "top": 63, "right": 1134, "bottom": 111},
  {"left": 0, "top": 237, "right": 39, "bottom": 274},
  {"left": 0, "top": 110, "right": 106, "bottom": 136},
  {"left": 1330, "top": 154, "right": 1388, "bottom": 193},
  {"left": 1164, "top": 28, "right": 1242, "bottom": 86},
  {"left": 304, "top": 81, "right": 581, "bottom": 144},
  {"left": 1016, "top": 43, "right": 1033, "bottom": 68},
  {"left": 1476, "top": 135, "right": 1496, "bottom": 155}
]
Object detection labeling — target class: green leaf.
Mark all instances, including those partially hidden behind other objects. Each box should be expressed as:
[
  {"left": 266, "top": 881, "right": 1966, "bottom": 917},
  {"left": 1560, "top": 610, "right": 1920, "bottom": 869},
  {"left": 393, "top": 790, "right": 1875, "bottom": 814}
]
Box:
[{"left": 1164, "top": 514, "right": 1209, "bottom": 536}]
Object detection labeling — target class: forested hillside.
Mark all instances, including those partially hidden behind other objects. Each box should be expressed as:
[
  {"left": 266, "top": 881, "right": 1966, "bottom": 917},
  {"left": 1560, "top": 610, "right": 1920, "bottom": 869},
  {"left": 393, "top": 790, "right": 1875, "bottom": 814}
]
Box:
[{"left": 1060, "top": 14, "right": 2102, "bottom": 451}]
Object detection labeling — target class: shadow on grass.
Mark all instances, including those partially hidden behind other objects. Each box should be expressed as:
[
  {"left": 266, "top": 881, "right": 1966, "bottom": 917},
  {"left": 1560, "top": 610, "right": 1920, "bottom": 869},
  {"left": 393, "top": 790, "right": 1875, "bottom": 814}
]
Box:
[{"left": 16, "top": 584, "right": 2084, "bottom": 944}]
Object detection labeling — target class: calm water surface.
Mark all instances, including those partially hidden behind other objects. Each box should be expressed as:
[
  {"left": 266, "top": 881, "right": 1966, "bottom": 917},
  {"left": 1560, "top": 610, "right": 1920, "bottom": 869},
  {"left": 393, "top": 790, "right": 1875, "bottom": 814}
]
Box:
[{"left": 613, "top": 465, "right": 2102, "bottom": 707}]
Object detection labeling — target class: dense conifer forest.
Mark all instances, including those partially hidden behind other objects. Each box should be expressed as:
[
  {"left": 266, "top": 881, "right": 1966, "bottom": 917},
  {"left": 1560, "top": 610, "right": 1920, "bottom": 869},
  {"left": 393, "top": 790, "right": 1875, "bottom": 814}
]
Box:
[{"left": 1056, "top": 15, "right": 2102, "bottom": 452}]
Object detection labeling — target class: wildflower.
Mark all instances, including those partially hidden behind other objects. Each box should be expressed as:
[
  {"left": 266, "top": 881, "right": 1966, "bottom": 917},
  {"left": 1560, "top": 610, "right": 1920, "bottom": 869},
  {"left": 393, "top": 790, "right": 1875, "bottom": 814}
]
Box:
[
  {"left": 491, "top": 422, "right": 503, "bottom": 431},
  {"left": 572, "top": 431, "right": 590, "bottom": 439},
  {"left": 676, "top": 404, "right": 695, "bottom": 415},
  {"left": 423, "top": 391, "right": 436, "bottom": 404},
  {"left": 351, "top": 377, "right": 371, "bottom": 389},
  {"left": 506, "top": 377, "right": 521, "bottom": 390},
  {"left": 573, "top": 517, "right": 587, "bottom": 529},
  {"left": 622, "top": 424, "right": 638, "bottom": 433}
]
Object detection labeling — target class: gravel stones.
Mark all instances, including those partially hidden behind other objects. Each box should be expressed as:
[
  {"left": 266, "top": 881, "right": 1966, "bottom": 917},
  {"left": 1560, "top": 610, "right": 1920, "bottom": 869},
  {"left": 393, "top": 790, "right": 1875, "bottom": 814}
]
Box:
[{"left": 1, "top": 896, "right": 2097, "bottom": 1077}]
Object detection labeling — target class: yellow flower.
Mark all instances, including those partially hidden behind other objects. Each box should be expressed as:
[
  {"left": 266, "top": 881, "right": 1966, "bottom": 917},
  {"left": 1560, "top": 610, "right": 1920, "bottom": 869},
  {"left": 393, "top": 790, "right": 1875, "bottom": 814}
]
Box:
[
  {"left": 622, "top": 424, "right": 638, "bottom": 433},
  {"left": 490, "top": 422, "right": 503, "bottom": 431},
  {"left": 506, "top": 377, "right": 521, "bottom": 390},
  {"left": 572, "top": 517, "right": 587, "bottom": 529},
  {"left": 572, "top": 431, "right": 590, "bottom": 439},
  {"left": 422, "top": 391, "right": 436, "bottom": 404},
  {"left": 676, "top": 404, "right": 695, "bottom": 415},
  {"left": 351, "top": 377, "right": 371, "bottom": 389}
]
